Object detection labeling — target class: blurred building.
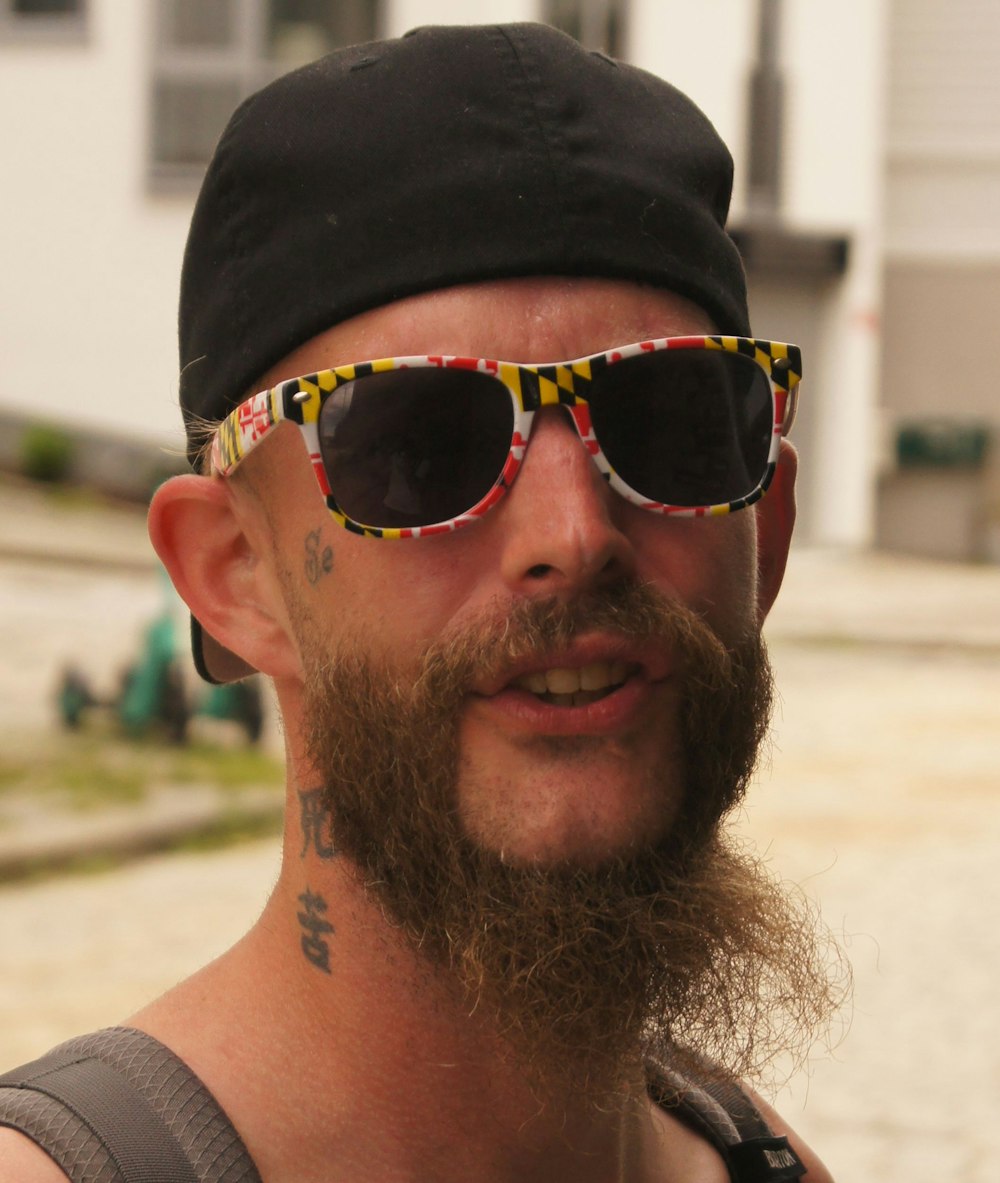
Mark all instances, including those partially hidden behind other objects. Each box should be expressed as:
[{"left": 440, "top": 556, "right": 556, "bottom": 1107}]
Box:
[
  {"left": 878, "top": 0, "right": 1000, "bottom": 562},
  {"left": 1, "top": 0, "right": 996, "bottom": 557}
]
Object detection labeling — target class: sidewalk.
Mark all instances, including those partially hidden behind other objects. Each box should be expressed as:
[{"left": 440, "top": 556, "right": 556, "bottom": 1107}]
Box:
[
  {"left": 768, "top": 545, "right": 1000, "bottom": 652},
  {"left": 0, "top": 476, "right": 156, "bottom": 573}
]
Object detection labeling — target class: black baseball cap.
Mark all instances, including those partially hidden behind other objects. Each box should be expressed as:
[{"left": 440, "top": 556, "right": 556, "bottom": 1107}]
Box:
[{"left": 179, "top": 22, "right": 750, "bottom": 683}]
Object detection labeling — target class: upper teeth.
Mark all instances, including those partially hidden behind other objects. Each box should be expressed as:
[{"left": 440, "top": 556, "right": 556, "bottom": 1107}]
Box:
[{"left": 513, "top": 661, "right": 631, "bottom": 695}]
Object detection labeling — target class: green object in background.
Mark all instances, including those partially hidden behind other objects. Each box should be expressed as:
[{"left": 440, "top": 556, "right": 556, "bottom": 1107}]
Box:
[
  {"left": 54, "top": 563, "right": 261, "bottom": 746},
  {"left": 20, "top": 423, "right": 75, "bottom": 483},
  {"left": 57, "top": 667, "right": 94, "bottom": 729},
  {"left": 202, "top": 681, "right": 264, "bottom": 744},
  {"left": 896, "top": 421, "right": 991, "bottom": 470},
  {"left": 118, "top": 613, "right": 187, "bottom": 742},
  {"left": 202, "top": 685, "right": 238, "bottom": 721}
]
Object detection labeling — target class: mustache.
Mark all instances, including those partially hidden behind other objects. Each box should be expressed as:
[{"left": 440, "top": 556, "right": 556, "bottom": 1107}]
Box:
[
  {"left": 303, "top": 576, "right": 770, "bottom": 855},
  {"left": 411, "top": 580, "right": 737, "bottom": 704}
]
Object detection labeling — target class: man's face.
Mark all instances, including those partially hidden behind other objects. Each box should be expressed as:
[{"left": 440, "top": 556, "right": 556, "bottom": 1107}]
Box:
[
  {"left": 246, "top": 277, "right": 774, "bottom": 868},
  {"left": 192, "top": 277, "right": 834, "bottom": 1090}
]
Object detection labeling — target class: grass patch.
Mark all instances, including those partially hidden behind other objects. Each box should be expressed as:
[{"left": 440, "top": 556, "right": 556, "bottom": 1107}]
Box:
[
  {"left": 1, "top": 807, "right": 284, "bottom": 885},
  {"left": 0, "top": 762, "right": 28, "bottom": 792},
  {"left": 170, "top": 807, "right": 284, "bottom": 854},
  {"left": 0, "top": 734, "right": 285, "bottom": 883},
  {"left": 0, "top": 733, "right": 283, "bottom": 808},
  {"left": 162, "top": 742, "right": 286, "bottom": 791}
]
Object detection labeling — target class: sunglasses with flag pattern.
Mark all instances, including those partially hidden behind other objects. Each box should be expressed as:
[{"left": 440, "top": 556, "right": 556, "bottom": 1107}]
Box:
[{"left": 211, "top": 335, "right": 801, "bottom": 539}]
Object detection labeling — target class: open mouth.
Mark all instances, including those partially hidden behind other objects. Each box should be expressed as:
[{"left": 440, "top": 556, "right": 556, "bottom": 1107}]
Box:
[{"left": 509, "top": 661, "right": 635, "bottom": 707}]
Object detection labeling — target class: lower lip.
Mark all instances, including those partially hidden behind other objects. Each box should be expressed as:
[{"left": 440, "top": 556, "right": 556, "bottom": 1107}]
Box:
[{"left": 469, "top": 676, "right": 665, "bottom": 737}]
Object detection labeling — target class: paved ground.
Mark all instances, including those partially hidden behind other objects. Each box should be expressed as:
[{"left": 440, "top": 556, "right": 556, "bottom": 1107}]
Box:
[
  {"left": 1, "top": 477, "right": 998, "bottom": 1181},
  {"left": 745, "top": 641, "right": 999, "bottom": 1180}
]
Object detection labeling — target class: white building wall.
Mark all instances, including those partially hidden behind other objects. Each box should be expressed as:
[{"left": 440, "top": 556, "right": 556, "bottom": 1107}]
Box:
[
  {"left": 874, "top": 0, "right": 1000, "bottom": 560},
  {"left": 783, "top": 0, "right": 889, "bottom": 548},
  {"left": 633, "top": 0, "right": 888, "bottom": 547},
  {"left": 627, "top": 0, "right": 754, "bottom": 162},
  {"left": 1, "top": 0, "right": 887, "bottom": 546},
  {"left": 386, "top": 0, "right": 536, "bottom": 32},
  {"left": 884, "top": 0, "right": 1000, "bottom": 261},
  {"left": 0, "top": 0, "right": 192, "bottom": 448}
]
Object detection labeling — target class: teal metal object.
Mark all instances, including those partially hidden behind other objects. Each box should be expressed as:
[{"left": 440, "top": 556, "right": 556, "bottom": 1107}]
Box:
[
  {"left": 118, "top": 612, "right": 187, "bottom": 741},
  {"left": 56, "top": 567, "right": 263, "bottom": 744}
]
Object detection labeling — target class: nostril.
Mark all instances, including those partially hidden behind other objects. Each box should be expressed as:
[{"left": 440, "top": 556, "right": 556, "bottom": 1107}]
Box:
[{"left": 527, "top": 563, "right": 552, "bottom": 579}]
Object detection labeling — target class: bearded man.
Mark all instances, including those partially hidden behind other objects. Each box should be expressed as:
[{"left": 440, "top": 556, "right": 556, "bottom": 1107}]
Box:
[{"left": 0, "top": 23, "right": 843, "bottom": 1183}]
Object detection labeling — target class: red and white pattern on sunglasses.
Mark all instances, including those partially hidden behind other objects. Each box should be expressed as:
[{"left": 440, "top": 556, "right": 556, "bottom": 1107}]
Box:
[{"left": 211, "top": 337, "right": 801, "bottom": 539}]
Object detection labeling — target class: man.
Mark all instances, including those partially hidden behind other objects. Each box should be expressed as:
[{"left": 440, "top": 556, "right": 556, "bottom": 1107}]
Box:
[{"left": 0, "top": 23, "right": 842, "bottom": 1182}]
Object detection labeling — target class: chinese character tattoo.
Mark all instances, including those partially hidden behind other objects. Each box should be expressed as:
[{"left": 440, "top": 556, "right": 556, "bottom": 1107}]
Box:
[{"left": 297, "top": 888, "right": 334, "bottom": 974}]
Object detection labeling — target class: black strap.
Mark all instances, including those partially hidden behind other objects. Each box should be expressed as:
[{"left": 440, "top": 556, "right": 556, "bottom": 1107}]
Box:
[
  {"left": 646, "top": 1055, "right": 807, "bottom": 1182},
  {"left": 0, "top": 1047, "right": 198, "bottom": 1183},
  {"left": 727, "top": 1136, "right": 807, "bottom": 1183}
]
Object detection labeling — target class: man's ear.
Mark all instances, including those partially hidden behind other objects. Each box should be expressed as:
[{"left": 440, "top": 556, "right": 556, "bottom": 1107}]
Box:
[
  {"left": 148, "top": 474, "right": 303, "bottom": 680},
  {"left": 754, "top": 440, "right": 798, "bottom": 624}
]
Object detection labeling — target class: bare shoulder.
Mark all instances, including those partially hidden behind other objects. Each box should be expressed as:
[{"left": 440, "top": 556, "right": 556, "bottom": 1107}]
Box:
[
  {"left": 744, "top": 1086, "right": 834, "bottom": 1183},
  {"left": 0, "top": 1128, "right": 72, "bottom": 1182}
]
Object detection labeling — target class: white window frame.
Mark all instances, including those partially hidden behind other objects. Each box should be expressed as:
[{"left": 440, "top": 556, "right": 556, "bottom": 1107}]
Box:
[
  {"left": 149, "top": 0, "right": 381, "bottom": 190},
  {"left": 0, "top": 0, "right": 88, "bottom": 43}
]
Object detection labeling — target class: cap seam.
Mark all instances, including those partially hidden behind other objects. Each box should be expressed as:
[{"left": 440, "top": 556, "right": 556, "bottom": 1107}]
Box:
[{"left": 493, "top": 25, "right": 571, "bottom": 258}]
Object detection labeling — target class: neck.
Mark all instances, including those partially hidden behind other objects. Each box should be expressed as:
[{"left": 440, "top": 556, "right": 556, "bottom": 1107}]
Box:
[
  {"left": 269, "top": 843, "right": 657, "bottom": 1174},
  {"left": 132, "top": 822, "right": 674, "bottom": 1183}
]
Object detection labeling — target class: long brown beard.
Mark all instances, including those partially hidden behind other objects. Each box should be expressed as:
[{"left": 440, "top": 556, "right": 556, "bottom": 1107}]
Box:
[{"left": 300, "top": 582, "right": 842, "bottom": 1095}]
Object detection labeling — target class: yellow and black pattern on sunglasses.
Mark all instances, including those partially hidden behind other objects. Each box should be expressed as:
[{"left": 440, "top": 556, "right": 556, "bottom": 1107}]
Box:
[
  {"left": 211, "top": 335, "right": 803, "bottom": 537},
  {"left": 707, "top": 336, "right": 802, "bottom": 391},
  {"left": 494, "top": 360, "right": 594, "bottom": 411},
  {"left": 283, "top": 370, "right": 339, "bottom": 424},
  {"left": 497, "top": 336, "right": 800, "bottom": 415},
  {"left": 281, "top": 361, "right": 403, "bottom": 422}
]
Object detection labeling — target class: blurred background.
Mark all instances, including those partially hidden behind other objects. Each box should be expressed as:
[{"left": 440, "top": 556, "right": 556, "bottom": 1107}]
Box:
[{"left": 1, "top": 2, "right": 998, "bottom": 1180}]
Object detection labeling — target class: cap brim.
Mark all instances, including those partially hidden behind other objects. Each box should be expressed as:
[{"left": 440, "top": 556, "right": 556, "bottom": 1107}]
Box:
[{"left": 191, "top": 616, "right": 257, "bottom": 684}]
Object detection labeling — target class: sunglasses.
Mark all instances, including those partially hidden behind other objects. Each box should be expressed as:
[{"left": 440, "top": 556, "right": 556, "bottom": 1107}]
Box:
[{"left": 212, "top": 336, "right": 801, "bottom": 538}]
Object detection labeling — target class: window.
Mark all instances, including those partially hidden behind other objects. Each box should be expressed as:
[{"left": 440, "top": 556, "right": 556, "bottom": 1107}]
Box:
[
  {"left": 150, "top": 0, "right": 380, "bottom": 186},
  {"left": 542, "top": 0, "right": 627, "bottom": 58},
  {"left": 13, "top": 0, "right": 81, "bottom": 10},
  {"left": 0, "top": 0, "right": 87, "bottom": 41},
  {"left": 267, "top": 0, "right": 379, "bottom": 65}
]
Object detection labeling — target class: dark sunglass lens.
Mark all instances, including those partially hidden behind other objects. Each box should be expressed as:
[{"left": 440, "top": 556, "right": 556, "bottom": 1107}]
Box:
[
  {"left": 317, "top": 369, "right": 513, "bottom": 528},
  {"left": 587, "top": 350, "right": 774, "bottom": 507}
]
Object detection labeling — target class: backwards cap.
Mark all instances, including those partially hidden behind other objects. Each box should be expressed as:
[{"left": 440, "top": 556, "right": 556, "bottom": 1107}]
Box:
[{"left": 179, "top": 22, "right": 750, "bottom": 682}]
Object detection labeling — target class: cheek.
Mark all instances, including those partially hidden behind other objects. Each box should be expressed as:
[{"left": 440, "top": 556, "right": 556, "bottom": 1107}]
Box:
[
  {"left": 712, "top": 515, "right": 760, "bottom": 620},
  {"left": 292, "top": 528, "right": 486, "bottom": 661},
  {"left": 631, "top": 512, "right": 760, "bottom": 642}
]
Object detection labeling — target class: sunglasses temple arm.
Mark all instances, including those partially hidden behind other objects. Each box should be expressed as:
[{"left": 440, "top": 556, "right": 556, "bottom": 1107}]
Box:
[{"left": 211, "top": 386, "right": 289, "bottom": 476}]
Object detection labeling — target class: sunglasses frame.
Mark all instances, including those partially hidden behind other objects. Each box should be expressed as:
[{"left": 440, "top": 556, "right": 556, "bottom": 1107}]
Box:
[{"left": 211, "top": 335, "right": 801, "bottom": 539}]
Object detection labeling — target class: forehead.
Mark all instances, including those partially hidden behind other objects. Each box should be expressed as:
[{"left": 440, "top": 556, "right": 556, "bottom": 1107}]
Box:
[{"left": 252, "top": 276, "right": 715, "bottom": 391}]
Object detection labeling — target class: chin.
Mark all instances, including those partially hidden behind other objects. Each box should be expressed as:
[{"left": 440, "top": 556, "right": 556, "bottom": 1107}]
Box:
[{"left": 456, "top": 765, "right": 683, "bottom": 870}]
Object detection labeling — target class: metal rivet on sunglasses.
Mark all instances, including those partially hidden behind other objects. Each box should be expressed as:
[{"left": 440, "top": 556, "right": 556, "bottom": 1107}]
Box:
[{"left": 292, "top": 391, "right": 310, "bottom": 404}]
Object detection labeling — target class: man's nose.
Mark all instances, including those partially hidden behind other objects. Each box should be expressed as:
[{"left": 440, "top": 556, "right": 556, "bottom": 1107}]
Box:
[{"left": 494, "top": 407, "right": 637, "bottom": 596}]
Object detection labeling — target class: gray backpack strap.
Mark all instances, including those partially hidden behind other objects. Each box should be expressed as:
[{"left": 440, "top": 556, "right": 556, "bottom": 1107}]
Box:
[
  {"left": 0, "top": 1028, "right": 260, "bottom": 1183},
  {"left": 0, "top": 1043, "right": 196, "bottom": 1183},
  {"left": 647, "top": 1056, "right": 807, "bottom": 1183}
]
